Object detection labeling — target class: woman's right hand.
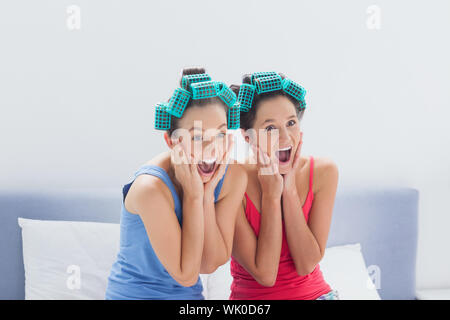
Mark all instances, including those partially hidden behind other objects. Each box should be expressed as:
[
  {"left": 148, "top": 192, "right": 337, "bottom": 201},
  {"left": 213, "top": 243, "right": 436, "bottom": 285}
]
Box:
[
  {"left": 252, "top": 144, "right": 284, "bottom": 201},
  {"left": 171, "top": 142, "right": 204, "bottom": 200}
]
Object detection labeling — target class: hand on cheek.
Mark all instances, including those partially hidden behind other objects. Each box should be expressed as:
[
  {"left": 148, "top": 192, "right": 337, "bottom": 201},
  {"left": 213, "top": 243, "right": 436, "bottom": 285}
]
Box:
[{"left": 282, "top": 132, "right": 303, "bottom": 193}]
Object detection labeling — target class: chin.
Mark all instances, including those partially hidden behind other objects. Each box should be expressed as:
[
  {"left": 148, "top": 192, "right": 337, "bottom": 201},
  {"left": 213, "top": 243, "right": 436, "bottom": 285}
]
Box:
[
  {"left": 200, "top": 175, "right": 212, "bottom": 184},
  {"left": 278, "top": 161, "right": 291, "bottom": 175}
]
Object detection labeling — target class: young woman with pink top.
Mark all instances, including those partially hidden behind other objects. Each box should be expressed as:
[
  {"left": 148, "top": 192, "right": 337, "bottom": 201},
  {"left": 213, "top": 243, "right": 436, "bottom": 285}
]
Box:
[{"left": 229, "top": 72, "right": 340, "bottom": 300}]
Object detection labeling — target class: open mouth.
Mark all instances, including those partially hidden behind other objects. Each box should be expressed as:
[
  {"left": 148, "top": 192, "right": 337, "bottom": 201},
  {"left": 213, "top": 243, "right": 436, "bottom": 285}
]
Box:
[
  {"left": 275, "top": 146, "right": 292, "bottom": 164},
  {"left": 197, "top": 158, "right": 217, "bottom": 176}
]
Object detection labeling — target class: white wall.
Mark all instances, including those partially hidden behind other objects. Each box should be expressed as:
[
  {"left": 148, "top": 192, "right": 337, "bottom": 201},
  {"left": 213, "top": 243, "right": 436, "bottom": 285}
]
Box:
[{"left": 0, "top": 0, "right": 449, "bottom": 290}]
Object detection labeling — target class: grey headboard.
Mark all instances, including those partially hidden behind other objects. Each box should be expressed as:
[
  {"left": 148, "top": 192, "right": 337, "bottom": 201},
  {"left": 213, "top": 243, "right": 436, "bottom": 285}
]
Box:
[
  {"left": 327, "top": 186, "right": 419, "bottom": 300},
  {"left": 0, "top": 186, "right": 418, "bottom": 300}
]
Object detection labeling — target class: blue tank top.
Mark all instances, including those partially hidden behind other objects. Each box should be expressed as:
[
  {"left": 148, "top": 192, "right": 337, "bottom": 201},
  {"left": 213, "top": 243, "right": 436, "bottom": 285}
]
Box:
[{"left": 105, "top": 164, "right": 228, "bottom": 300}]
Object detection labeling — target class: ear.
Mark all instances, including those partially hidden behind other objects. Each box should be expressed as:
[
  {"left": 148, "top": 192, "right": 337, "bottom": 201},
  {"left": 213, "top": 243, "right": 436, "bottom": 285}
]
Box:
[
  {"left": 240, "top": 128, "right": 250, "bottom": 144},
  {"left": 164, "top": 131, "right": 178, "bottom": 149}
]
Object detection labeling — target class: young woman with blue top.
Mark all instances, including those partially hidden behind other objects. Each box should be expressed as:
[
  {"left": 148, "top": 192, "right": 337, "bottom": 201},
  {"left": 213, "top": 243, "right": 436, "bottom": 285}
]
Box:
[{"left": 105, "top": 67, "right": 247, "bottom": 300}]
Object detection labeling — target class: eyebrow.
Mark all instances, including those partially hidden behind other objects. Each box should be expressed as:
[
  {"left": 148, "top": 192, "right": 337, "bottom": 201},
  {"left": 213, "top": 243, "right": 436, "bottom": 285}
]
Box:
[
  {"left": 261, "top": 119, "right": 275, "bottom": 125},
  {"left": 261, "top": 115, "right": 297, "bottom": 125},
  {"left": 189, "top": 123, "right": 227, "bottom": 132}
]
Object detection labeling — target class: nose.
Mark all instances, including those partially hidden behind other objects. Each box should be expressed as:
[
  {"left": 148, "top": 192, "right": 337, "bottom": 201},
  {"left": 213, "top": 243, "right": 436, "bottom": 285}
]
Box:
[
  {"left": 201, "top": 139, "right": 218, "bottom": 160},
  {"left": 278, "top": 127, "right": 291, "bottom": 146}
]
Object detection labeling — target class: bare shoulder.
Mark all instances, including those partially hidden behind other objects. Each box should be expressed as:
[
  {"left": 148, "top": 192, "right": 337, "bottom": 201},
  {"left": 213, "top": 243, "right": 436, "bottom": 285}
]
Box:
[
  {"left": 219, "top": 163, "right": 248, "bottom": 201},
  {"left": 311, "top": 156, "right": 339, "bottom": 193},
  {"left": 126, "top": 173, "right": 174, "bottom": 214},
  {"left": 239, "top": 162, "right": 258, "bottom": 179},
  {"left": 227, "top": 163, "right": 248, "bottom": 182}
]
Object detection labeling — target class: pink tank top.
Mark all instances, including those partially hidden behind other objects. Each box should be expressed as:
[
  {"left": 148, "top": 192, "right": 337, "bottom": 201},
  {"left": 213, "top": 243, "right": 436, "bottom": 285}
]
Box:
[{"left": 230, "top": 156, "right": 331, "bottom": 300}]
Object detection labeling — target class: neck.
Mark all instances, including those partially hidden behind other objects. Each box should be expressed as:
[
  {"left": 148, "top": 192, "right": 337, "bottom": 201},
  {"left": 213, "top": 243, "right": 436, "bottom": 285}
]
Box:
[{"left": 167, "top": 156, "right": 184, "bottom": 199}]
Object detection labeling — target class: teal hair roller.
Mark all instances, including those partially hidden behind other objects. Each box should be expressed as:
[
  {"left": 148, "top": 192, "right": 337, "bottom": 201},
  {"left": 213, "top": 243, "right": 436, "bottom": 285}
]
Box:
[
  {"left": 254, "top": 74, "right": 283, "bottom": 94},
  {"left": 167, "top": 87, "right": 191, "bottom": 118},
  {"left": 237, "top": 83, "right": 255, "bottom": 112},
  {"left": 154, "top": 103, "right": 171, "bottom": 130},
  {"left": 181, "top": 73, "right": 212, "bottom": 90},
  {"left": 191, "top": 81, "right": 219, "bottom": 99},
  {"left": 227, "top": 103, "right": 240, "bottom": 130},
  {"left": 282, "top": 78, "right": 307, "bottom": 110},
  {"left": 216, "top": 82, "right": 237, "bottom": 107},
  {"left": 250, "top": 72, "right": 278, "bottom": 85}
]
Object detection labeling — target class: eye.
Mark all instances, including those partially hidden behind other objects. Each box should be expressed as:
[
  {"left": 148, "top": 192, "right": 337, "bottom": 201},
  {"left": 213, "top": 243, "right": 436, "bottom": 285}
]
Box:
[
  {"left": 217, "top": 132, "right": 226, "bottom": 139},
  {"left": 287, "top": 119, "right": 297, "bottom": 127},
  {"left": 265, "top": 125, "right": 276, "bottom": 132}
]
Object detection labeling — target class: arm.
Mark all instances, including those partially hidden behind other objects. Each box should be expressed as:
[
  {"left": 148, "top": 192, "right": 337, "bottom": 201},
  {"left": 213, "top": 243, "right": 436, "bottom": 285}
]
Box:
[
  {"left": 135, "top": 176, "right": 204, "bottom": 287},
  {"left": 231, "top": 145, "right": 284, "bottom": 286},
  {"left": 230, "top": 194, "right": 283, "bottom": 287},
  {"left": 282, "top": 159, "right": 339, "bottom": 276},
  {"left": 200, "top": 165, "right": 248, "bottom": 274}
]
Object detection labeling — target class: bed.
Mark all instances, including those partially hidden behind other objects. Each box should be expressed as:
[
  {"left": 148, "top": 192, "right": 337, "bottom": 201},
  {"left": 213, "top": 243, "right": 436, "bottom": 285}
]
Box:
[{"left": 0, "top": 186, "right": 418, "bottom": 300}]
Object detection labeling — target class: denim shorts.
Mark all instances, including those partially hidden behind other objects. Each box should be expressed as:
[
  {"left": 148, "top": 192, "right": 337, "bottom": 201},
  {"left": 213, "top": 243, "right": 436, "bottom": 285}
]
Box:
[{"left": 316, "top": 289, "right": 340, "bottom": 300}]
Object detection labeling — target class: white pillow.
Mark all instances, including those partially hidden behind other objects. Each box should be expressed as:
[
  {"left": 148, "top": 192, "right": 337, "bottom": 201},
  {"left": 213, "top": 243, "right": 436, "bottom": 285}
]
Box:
[
  {"left": 320, "top": 243, "right": 381, "bottom": 300},
  {"left": 18, "top": 217, "right": 210, "bottom": 300},
  {"left": 18, "top": 217, "right": 121, "bottom": 299},
  {"left": 203, "top": 259, "right": 232, "bottom": 300},
  {"left": 205, "top": 243, "right": 381, "bottom": 300}
]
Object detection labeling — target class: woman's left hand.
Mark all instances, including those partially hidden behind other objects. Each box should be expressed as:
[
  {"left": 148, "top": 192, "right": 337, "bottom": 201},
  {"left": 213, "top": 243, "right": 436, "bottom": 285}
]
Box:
[
  {"left": 282, "top": 132, "right": 303, "bottom": 194},
  {"left": 203, "top": 134, "right": 234, "bottom": 202}
]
